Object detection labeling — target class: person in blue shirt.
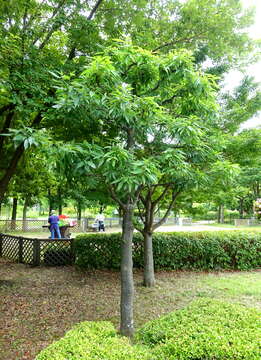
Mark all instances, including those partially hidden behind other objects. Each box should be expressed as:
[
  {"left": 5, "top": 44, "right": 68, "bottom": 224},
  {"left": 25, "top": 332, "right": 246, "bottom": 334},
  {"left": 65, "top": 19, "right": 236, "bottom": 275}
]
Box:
[{"left": 48, "top": 210, "right": 61, "bottom": 239}]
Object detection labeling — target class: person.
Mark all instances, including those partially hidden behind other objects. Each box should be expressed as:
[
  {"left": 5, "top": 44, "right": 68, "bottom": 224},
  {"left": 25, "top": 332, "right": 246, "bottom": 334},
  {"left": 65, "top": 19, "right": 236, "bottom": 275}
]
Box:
[
  {"left": 95, "top": 212, "right": 105, "bottom": 232},
  {"left": 48, "top": 210, "right": 62, "bottom": 239}
]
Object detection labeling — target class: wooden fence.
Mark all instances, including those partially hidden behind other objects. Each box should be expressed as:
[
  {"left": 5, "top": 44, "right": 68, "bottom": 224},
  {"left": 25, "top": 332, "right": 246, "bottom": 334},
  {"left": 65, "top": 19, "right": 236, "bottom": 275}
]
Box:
[{"left": 0, "top": 233, "right": 74, "bottom": 266}]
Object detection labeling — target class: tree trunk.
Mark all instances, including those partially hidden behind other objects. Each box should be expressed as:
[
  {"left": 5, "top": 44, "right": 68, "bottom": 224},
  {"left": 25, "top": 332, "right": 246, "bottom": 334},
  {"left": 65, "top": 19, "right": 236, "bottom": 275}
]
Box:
[
  {"left": 48, "top": 190, "right": 53, "bottom": 214},
  {"left": 143, "top": 231, "right": 155, "bottom": 287},
  {"left": 22, "top": 198, "right": 29, "bottom": 231},
  {"left": 58, "top": 187, "right": 62, "bottom": 214},
  {"left": 220, "top": 204, "right": 224, "bottom": 224},
  {"left": 217, "top": 205, "right": 221, "bottom": 223},
  {"left": 11, "top": 197, "right": 18, "bottom": 230},
  {"left": 239, "top": 199, "right": 244, "bottom": 219},
  {"left": 120, "top": 204, "right": 134, "bottom": 338},
  {"left": 77, "top": 203, "right": 82, "bottom": 220},
  {"left": 0, "top": 144, "right": 24, "bottom": 204}
]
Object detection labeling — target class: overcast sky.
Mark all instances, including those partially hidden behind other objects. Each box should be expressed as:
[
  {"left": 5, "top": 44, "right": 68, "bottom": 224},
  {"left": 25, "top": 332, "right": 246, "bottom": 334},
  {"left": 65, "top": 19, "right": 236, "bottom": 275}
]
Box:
[{"left": 225, "top": 0, "right": 261, "bottom": 129}]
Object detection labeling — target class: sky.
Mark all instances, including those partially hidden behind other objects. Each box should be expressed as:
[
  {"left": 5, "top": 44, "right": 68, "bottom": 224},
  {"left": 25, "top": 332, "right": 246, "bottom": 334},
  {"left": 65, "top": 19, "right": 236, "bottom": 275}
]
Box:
[{"left": 224, "top": 0, "right": 261, "bottom": 130}]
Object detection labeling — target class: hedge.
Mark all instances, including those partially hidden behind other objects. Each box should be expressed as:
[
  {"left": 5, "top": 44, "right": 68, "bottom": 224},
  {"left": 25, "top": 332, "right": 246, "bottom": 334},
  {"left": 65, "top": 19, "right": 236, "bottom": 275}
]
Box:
[
  {"left": 35, "top": 321, "right": 150, "bottom": 360},
  {"left": 36, "top": 299, "right": 261, "bottom": 359},
  {"left": 74, "top": 231, "right": 261, "bottom": 270},
  {"left": 136, "top": 298, "right": 261, "bottom": 360}
]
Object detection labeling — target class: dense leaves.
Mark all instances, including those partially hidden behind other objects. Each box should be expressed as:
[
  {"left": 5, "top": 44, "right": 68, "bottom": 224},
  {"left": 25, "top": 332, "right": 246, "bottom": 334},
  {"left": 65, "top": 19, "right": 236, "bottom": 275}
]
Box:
[
  {"left": 74, "top": 231, "right": 261, "bottom": 271},
  {"left": 35, "top": 298, "right": 261, "bottom": 360}
]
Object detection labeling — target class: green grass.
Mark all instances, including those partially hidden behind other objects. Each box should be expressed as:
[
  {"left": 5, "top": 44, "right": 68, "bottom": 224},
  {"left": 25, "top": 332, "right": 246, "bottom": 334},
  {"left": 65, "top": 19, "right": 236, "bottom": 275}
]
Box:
[
  {"left": 208, "top": 223, "right": 261, "bottom": 231},
  {"left": 203, "top": 272, "right": 261, "bottom": 296}
]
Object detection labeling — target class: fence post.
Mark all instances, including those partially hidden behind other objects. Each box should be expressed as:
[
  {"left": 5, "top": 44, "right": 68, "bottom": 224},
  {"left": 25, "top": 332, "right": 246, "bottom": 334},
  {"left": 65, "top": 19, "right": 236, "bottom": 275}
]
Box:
[
  {"left": 33, "top": 239, "right": 40, "bottom": 266},
  {"left": 0, "top": 233, "right": 2, "bottom": 257},
  {"left": 18, "top": 237, "right": 23, "bottom": 263}
]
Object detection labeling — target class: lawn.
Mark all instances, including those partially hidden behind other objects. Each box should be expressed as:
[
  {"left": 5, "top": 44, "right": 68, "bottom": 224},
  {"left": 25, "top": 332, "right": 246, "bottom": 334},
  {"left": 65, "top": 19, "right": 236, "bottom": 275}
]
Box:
[
  {"left": 208, "top": 223, "right": 261, "bottom": 232},
  {"left": 0, "top": 257, "right": 260, "bottom": 360}
]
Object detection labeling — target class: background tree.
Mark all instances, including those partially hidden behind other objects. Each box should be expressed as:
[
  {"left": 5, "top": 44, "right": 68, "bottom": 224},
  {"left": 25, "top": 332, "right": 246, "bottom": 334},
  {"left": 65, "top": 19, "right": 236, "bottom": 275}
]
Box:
[{"left": 0, "top": 0, "right": 258, "bottom": 203}]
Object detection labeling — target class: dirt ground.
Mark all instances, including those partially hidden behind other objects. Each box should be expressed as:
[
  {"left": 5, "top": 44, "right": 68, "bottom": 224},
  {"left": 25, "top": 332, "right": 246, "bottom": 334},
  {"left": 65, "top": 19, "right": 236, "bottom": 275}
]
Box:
[{"left": 1, "top": 257, "right": 260, "bottom": 360}]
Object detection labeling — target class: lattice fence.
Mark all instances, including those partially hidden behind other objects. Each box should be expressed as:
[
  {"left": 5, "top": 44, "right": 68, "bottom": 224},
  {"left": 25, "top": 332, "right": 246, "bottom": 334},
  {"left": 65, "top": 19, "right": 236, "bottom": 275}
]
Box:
[{"left": 0, "top": 233, "right": 74, "bottom": 266}]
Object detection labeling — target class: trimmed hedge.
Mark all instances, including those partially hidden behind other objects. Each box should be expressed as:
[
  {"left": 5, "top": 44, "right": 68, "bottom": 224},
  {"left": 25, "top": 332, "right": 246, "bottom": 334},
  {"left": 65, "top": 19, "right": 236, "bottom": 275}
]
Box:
[
  {"left": 74, "top": 231, "right": 261, "bottom": 270},
  {"left": 136, "top": 298, "right": 261, "bottom": 360},
  {"left": 36, "top": 299, "right": 261, "bottom": 360},
  {"left": 35, "top": 321, "right": 150, "bottom": 360}
]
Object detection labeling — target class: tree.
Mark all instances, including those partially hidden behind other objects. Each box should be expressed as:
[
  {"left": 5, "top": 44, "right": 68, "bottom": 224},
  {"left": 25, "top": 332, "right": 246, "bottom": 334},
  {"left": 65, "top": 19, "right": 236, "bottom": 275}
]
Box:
[
  {"left": 0, "top": 0, "right": 257, "bottom": 203},
  {"left": 53, "top": 42, "right": 220, "bottom": 335},
  {"left": 225, "top": 129, "right": 261, "bottom": 216}
]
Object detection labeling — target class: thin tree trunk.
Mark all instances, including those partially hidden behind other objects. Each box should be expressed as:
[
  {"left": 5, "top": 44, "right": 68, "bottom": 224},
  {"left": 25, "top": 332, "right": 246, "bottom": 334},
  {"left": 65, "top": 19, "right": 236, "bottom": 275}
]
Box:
[
  {"left": 239, "top": 199, "right": 244, "bottom": 219},
  {"left": 48, "top": 190, "right": 53, "bottom": 214},
  {"left": 58, "top": 187, "right": 62, "bottom": 214},
  {"left": 77, "top": 203, "right": 82, "bottom": 221},
  {"left": 11, "top": 197, "right": 18, "bottom": 230},
  {"left": 120, "top": 203, "right": 134, "bottom": 337},
  {"left": 217, "top": 205, "right": 221, "bottom": 223},
  {"left": 143, "top": 231, "right": 155, "bottom": 287},
  {"left": 22, "top": 197, "right": 29, "bottom": 231},
  {"left": 220, "top": 204, "right": 224, "bottom": 224}
]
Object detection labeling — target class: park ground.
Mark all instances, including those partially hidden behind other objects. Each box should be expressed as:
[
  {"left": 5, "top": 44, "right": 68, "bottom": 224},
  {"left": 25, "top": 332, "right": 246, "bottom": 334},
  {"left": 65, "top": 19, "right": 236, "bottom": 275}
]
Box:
[
  {"left": 0, "top": 254, "right": 260, "bottom": 360},
  {"left": 6, "top": 222, "right": 261, "bottom": 239}
]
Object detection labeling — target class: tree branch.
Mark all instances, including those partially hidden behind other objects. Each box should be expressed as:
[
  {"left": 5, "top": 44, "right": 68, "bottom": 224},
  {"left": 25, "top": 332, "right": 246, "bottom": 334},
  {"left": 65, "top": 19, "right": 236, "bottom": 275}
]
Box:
[
  {"left": 153, "top": 31, "right": 208, "bottom": 52},
  {"left": 0, "top": 106, "right": 15, "bottom": 155},
  {"left": 152, "top": 189, "right": 180, "bottom": 231},
  {"left": 108, "top": 184, "right": 125, "bottom": 209},
  {"left": 161, "top": 93, "right": 178, "bottom": 105},
  {"left": 68, "top": 0, "right": 104, "bottom": 60},
  {"left": 151, "top": 184, "right": 171, "bottom": 207},
  {"left": 34, "top": 0, "right": 67, "bottom": 49}
]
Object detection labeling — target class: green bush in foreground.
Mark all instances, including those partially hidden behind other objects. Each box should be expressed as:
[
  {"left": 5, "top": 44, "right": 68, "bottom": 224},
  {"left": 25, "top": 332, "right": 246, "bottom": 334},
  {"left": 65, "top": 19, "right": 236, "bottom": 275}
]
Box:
[
  {"left": 35, "top": 321, "right": 150, "bottom": 360},
  {"left": 36, "top": 299, "right": 261, "bottom": 360},
  {"left": 136, "top": 298, "right": 261, "bottom": 360},
  {"left": 74, "top": 231, "right": 261, "bottom": 270}
]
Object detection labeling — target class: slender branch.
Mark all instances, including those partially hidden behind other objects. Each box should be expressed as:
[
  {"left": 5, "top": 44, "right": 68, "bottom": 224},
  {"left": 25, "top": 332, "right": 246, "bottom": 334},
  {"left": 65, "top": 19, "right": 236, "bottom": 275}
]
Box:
[
  {"left": 108, "top": 184, "right": 125, "bottom": 209},
  {"left": 137, "top": 200, "right": 145, "bottom": 225},
  {"left": 151, "top": 184, "right": 171, "bottom": 207},
  {"left": 153, "top": 31, "right": 208, "bottom": 52},
  {"left": 34, "top": 0, "right": 67, "bottom": 49},
  {"left": 68, "top": 0, "right": 104, "bottom": 60},
  {"left": 87, "top": 0, "right": 104, "bottom": 20},
  {"left": 152, "top": 190, "right": 180, "bottom": 231},
  {"left": 161, "top": 93, "right": 178, "bottom": 105}
]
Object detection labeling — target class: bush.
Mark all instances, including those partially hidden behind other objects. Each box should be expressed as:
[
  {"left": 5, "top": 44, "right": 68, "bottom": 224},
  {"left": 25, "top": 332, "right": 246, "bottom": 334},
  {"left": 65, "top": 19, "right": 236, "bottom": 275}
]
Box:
[
  {"left": 135, "top": 298, "right": 261, "bottom": 360},
  {"left": 74, "top": 231, "right": 261, "bottom": 270},
  {"left": 35, "top": 321, "right": 150, "bottom": 360},
  {"left": 74, "top": 232, "right": 143, "bottom": 269},
  {"left": 35, "top": 299, "right": 261, "bottom": 360}
]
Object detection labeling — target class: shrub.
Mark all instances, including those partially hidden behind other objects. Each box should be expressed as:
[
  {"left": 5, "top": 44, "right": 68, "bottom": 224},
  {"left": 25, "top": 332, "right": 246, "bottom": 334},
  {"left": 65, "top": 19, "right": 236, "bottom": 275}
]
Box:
[
  {"left": 74, "top": 231, "right": 261, "bottom": 270},
  {"left": 35, "top": 299, "right": 261, "bottom": 360},
  {"left": 74, "top": 232, "right": 143, "bottom": 269},
  {"left": 135, "top": 298, "right": 261, "bottom": 360},
  {"left": 35, "top": 321, "right": 150, "bottom": 360}
]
